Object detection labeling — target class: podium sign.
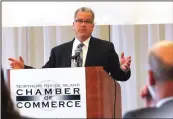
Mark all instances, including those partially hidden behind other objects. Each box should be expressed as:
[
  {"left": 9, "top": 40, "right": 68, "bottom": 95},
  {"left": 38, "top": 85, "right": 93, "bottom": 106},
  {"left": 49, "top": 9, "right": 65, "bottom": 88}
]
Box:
[{"left": 10, "top": 68, "right": 87, "bottom": 118}]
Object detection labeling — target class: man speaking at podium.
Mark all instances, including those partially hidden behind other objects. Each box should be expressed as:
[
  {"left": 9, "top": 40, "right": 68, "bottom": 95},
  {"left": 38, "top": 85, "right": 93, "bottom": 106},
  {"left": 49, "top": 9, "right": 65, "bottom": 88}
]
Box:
[{"left": 8, "top": 7, "right": 131, "bottom": 81}]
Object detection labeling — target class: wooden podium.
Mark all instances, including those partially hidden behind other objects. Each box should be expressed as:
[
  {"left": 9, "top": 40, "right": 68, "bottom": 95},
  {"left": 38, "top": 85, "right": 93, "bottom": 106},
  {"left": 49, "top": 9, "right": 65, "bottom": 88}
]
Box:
[
  {"left": 85, "top": 67, "right": 122, "bottom": 118},
  {"left": 6, "top": 66, "right": 122, "bottom": 118}
]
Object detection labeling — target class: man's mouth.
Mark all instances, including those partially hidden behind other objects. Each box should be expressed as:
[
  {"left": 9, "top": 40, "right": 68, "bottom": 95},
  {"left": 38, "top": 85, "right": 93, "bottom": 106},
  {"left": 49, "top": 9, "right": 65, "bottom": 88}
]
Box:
[{"left": 79, "top": 29, "right": 86, "bottom": 32}]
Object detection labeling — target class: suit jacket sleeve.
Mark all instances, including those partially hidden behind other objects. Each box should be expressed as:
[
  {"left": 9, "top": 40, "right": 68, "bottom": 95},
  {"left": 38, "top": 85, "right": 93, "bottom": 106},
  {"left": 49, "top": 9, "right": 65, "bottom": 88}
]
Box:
[
  {"left": 108, "top": 42, "right": 131, "bottom": 81},
  {"left": 42, "top": 47, "right": 56, "bottom": 68},
  {"left": 24, "top": 47, "right": 56, "bottom": 69}
]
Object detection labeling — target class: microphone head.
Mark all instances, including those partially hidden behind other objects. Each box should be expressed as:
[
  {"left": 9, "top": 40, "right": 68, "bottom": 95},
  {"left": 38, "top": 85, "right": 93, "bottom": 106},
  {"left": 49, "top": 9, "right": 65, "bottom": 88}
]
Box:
[
  {"left": 75, "top": 48, "right": 82, "bottom": 53},
  {"left": 71, "top": 45, "right": 82, "bottom": 59},
  {"left": 71, "top": 52, "right": 80, "bottom": 59}
]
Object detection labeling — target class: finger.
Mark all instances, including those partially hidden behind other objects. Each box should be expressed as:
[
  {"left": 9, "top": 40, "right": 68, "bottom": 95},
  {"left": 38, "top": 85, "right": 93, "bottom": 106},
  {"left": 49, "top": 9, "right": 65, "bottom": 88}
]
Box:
[
  {"left": 12, "top": 63, "right": 18, "bottom": 69},
  {"left": 128, "top": 57, "right": 131, "bottom": 61},
  {"left": 11, "top": 65, "right": 15, "bottom": 69},
  {"left": 127, "top": 62, "right": 131, "bottom": 67},
  {"left": 141, "top": 91, "right": 147, "bottom": 98},
  {"left": 19, "top": 56, "right": 24, "bottom": 62},
  {"left": 123, "top": 63, "right": 129, "bottom": 67},
  {"left": 122, "top": 65, "right": 129, "bottom": 70},
  {"left": 127, "top": 56, "right": 131, "bottom": 60},
  {"left": 129, "top": 59, "right": 131, "bottom": 63},
  {"left": 10, "top": 62, "right": 15, "bottom": 67},
  {"left": 125, "top": 66, "right": 129, "bottom": 70},
  {"left": 125, "top": 59, "right": 131, "bottom": 65},
  {"left": 10, "top": 62, "right": 13, "bottom": 66},
  {"left": 123, "top": 57, "right": 131, "bottom": 62},
  {"left": 140, "top": 86, "right": 147, "bottom": 95},
  {"left": 121, "top": 52, "right": 124, "bottom": 59},
  {"left": 125, "top": 65, "right": 129, "bottom": 69},
  {"left": 8, "top": 58, "right": 17, "bottom": 62},
  {"left": 142, "top": 86, "right": 149, "bottom": 98},
  {"left": 13, "top": 66, "right": 20, "bottom": 69}
]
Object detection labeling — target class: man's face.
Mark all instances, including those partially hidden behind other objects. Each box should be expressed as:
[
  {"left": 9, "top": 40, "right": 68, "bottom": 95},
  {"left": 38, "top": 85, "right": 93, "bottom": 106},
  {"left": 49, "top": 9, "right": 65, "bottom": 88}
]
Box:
[{"left": 73, "top": 11, "right": 94, "bottom": 40}]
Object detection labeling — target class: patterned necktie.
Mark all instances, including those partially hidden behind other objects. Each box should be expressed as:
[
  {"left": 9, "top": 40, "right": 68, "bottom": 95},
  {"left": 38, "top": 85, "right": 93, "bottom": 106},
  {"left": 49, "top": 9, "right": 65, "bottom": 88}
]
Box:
[{"left": 73, "top": 43, "right": 84, "bottom": 67}]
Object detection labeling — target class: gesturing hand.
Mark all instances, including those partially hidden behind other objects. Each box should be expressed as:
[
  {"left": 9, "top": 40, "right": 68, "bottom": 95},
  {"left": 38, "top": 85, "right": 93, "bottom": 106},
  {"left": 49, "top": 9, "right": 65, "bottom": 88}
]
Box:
[
  {"left": 8, "top": 56, "right": 25, "bottom": 69},
  {"left": 120, "top": 52, "right": 131, "bottom": 71}
]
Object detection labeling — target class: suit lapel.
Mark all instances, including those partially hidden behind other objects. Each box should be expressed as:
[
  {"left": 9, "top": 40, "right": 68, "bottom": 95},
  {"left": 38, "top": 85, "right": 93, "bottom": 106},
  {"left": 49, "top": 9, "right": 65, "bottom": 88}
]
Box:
[
  {"left": 65, "top": 39, "right": 74, "bottom": 67},
  {"left": 85, "top": 36, "right": 95, "bottom": 66}
]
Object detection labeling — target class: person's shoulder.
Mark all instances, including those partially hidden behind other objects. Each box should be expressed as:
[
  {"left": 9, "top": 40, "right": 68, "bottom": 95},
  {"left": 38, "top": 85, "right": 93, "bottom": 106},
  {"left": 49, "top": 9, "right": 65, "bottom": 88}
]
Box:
[
  {"left": 92, "top": 37, "right": 113, "bottom": 46},
  {"left": 51, "top": 40, "right": 73, "bottom": 51},
  {"left": 123, "top": 107, "right": 157, "bottom": 118},
  {"left": 161, "top": 98, "right": 173, "bottom": 108},
  {"left": 158, "top": 99, "right": 173, "bottom": 117},
  {"left": 123, "top": 108, "right": 144, "bottom": 118}
]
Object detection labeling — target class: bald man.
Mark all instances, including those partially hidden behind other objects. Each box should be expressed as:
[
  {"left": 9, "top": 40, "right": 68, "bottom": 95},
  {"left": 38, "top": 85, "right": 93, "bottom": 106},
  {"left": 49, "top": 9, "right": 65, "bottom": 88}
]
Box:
[{"left": 123, "top": 40, "right": 173, "bottom": 118}]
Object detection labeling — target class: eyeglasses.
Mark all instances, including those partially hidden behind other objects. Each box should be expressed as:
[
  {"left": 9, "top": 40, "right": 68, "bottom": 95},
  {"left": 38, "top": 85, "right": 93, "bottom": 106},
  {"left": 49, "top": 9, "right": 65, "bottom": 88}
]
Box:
[{"left": 75, "top": 19, "right": 93, "bottom": 24}]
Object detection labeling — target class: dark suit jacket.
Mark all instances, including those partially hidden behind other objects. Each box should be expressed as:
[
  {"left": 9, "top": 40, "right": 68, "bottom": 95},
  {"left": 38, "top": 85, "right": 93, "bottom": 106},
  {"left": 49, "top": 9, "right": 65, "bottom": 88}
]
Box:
[
  {"left": 21, "top": 116, "right": 33, "bottom": 119},
  {"left": 123, "top": 99, "right": 173, "bottom": 118},
  {"left": 25, "top": 36, "right": 131, "bottom": 81}
]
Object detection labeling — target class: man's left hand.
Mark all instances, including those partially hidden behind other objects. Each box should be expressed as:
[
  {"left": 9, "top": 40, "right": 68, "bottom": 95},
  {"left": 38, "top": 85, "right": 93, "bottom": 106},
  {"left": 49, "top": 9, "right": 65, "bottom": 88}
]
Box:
[{"left": 120, "top": 52, "right": 131, "bottom": 71}]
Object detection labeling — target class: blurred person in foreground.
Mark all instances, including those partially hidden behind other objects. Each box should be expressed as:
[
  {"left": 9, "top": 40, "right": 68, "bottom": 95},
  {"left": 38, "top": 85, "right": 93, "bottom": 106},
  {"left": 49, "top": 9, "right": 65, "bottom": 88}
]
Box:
[
  {"left": 1, "top": 69, "right": 21, "bottom": 119},
  {"left": 1, "top": 69, "right": 32, "bottom": 119},
  {"left": 123, "top": 40, "right": 173, "bottom": 118}
]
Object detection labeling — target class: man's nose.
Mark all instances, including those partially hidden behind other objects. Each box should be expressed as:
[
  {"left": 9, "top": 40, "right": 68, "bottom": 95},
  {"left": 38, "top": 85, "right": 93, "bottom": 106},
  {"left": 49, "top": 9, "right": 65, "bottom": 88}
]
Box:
[{"left": 81, "top": 22, "right": 87, "bottom": 26}]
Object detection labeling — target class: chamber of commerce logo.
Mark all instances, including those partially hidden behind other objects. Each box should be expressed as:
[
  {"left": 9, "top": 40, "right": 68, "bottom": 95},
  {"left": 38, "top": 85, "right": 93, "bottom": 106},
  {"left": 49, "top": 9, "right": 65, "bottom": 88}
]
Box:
[{"left": 15, "top": 80, "right": 81, "bottom": 111}]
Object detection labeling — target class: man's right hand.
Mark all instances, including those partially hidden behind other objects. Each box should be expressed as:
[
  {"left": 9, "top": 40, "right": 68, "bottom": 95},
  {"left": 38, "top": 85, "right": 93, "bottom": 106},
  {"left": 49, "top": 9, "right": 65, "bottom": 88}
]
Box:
[
  {"left": 140, "top": 85, "right": 156, "bottom": 107},
  {"left": 8, "top": 56, "right": 25, "bottom": 69}
]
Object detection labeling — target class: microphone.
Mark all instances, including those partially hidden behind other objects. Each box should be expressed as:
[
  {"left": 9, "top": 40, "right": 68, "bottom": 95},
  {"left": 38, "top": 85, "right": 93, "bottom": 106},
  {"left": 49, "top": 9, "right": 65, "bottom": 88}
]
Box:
[
  {"left": 71, "top": 52, "right": 80, "bottom": 59},
  {"left": 71, "top": 48, "right": 82, "bottom": 60}
]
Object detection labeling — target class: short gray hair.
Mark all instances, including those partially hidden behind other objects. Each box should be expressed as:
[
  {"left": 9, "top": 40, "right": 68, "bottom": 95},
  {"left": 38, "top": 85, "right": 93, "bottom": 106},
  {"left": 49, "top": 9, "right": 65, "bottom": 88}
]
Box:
[
  {"left": 148, "top": 52, "right": 173, "bottom": 82},
  {"left": 74, "top": 7, "right": 95, "bottom": 22}
]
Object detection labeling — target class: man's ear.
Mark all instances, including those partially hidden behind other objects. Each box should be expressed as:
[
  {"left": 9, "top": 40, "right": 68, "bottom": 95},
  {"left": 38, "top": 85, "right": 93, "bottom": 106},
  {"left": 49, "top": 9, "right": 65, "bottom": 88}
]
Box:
[
  {"left": 72, "top": 22, "right": 75, "bottom": 30},
  {"left": 91, "top": 23, "right": 95, "bottom": 32},
  {"left": 148, "top": 70, "right": 156, "bottom": 86},
  {"left": 93, "top": 22, "right": 95, "bottom": 28}
]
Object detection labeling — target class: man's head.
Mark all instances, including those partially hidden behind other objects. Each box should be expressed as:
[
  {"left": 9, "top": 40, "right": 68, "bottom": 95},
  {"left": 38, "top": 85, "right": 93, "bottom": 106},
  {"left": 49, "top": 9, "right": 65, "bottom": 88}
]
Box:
[
  {"left": 73, "top": 7, "right": 95, "bottom": 42},
  {"left": 148, "top": 40, "right": 173, "bottom": 100}
]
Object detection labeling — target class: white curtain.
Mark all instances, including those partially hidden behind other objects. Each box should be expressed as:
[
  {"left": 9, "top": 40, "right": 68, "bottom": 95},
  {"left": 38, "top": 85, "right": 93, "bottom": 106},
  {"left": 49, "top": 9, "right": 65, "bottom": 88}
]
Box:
[
  {"left": 2, "top": 25, "right": 109, "bottom": 69},
  {"left": 2, "top": 24, "right": 173, "bottom": 115}
]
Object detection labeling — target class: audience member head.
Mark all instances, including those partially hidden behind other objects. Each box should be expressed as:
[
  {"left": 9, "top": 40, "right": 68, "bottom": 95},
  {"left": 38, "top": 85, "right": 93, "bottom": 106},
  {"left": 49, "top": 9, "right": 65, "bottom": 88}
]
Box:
[{"left": 148, "top": 40, "right": 173, "bottom": 101}]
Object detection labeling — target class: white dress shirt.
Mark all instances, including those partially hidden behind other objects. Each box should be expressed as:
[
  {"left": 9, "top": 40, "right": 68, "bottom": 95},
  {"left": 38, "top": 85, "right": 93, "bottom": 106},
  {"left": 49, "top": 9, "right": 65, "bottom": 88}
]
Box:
[{"left": 71, "top": 37, "right": 90, "bottom": 67}]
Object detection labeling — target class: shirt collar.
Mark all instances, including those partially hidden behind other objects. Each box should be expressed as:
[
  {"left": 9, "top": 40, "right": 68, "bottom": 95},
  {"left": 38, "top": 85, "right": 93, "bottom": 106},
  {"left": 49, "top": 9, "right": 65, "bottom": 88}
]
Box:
[
  {"left": 74, "top": 36, "right": 91, "bottom": 48},
  {"left": 156, "top": 96, "right": 173, "bottom": 107}
]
